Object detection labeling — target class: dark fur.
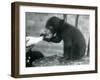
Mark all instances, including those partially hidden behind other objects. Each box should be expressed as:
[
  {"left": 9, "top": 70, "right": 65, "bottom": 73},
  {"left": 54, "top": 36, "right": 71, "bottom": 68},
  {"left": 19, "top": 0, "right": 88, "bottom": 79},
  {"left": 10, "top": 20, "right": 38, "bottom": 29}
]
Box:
[
  {"left": 43, "top": 16, "right": 86, "bottom": 60},
  {"left": 26, "top": 50, "right": 44, "bottom": 67}
]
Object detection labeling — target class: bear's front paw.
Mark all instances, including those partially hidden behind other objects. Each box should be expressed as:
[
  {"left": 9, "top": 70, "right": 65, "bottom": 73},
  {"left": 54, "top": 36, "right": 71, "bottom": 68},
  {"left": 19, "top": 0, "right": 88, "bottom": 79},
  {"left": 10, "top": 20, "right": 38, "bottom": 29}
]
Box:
[{"left": 43, "top": 37, "right": 51, "bottom": 42}]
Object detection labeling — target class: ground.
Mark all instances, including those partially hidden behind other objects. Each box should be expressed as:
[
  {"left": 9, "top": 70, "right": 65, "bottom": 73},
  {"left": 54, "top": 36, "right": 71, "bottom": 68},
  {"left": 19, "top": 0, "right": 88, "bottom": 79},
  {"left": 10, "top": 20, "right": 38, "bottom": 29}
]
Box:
[{"left": 32, "top": 55, "right": 89, "bottom": 67}]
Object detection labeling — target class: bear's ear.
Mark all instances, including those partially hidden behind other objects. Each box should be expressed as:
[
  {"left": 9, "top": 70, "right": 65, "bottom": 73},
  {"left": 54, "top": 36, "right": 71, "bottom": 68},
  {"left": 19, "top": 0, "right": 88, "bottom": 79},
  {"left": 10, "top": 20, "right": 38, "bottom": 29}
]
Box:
[{"left": 60, "top": 20, "right": 64, "bottom": 25}]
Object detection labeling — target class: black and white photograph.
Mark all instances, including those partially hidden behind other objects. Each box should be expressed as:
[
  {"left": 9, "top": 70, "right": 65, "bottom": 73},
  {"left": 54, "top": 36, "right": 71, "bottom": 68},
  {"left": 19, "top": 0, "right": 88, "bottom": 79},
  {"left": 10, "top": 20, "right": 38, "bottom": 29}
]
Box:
[
  {"left": 26, "top": 13, "right": 90, "bottom": 67},
  {"left": 11, "top": 2, "right": 97, "bottom": 78}
]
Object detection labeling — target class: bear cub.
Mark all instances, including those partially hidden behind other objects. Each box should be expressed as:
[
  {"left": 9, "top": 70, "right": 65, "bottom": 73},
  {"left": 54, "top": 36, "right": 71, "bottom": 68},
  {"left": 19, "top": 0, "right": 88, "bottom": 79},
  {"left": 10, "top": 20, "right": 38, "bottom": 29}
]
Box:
[{"left": 41, "top": 16, "right": 86, "bottom": 60}]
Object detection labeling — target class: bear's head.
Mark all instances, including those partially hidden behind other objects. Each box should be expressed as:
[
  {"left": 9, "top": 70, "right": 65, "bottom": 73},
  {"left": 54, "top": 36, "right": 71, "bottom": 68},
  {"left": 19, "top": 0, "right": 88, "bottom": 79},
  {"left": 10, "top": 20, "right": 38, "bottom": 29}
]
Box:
[
  {"left": 41, "top": 16, "right": 64, "bottom": 40},
  {"left": 46, "top": 16, "right": 64, "bottom": 32}
]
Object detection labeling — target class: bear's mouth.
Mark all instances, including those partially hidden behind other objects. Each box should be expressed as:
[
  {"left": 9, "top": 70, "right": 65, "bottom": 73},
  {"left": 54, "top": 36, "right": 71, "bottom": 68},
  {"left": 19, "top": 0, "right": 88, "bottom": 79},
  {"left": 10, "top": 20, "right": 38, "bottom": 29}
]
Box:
[
  {"left": 40, "top": 31, "right": 53, "bottom": 39},
  {"left": 44, "top": 33, "right": 53, "bottom": 39}
]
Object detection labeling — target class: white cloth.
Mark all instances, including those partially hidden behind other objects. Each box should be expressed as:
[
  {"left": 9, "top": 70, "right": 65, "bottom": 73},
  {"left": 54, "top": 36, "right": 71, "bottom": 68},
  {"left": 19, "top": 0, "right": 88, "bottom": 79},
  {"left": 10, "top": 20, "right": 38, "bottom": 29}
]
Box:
[{"left": 26, "top": 36, "right": 43, "bottom": 47}]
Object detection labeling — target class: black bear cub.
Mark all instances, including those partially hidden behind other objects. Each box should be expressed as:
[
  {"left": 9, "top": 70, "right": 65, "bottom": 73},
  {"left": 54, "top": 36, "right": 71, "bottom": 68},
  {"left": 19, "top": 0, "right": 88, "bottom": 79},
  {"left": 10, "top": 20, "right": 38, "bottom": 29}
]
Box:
[{"left": 41, "top": 16, "right": 86, "bottom": 60}]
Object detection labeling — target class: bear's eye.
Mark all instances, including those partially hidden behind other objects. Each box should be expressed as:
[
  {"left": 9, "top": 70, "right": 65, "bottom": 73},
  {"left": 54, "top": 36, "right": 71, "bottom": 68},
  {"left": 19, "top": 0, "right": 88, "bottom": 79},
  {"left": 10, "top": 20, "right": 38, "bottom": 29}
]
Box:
[{"left": 49, "top": 26, "right": 53, "bottom": 29}]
